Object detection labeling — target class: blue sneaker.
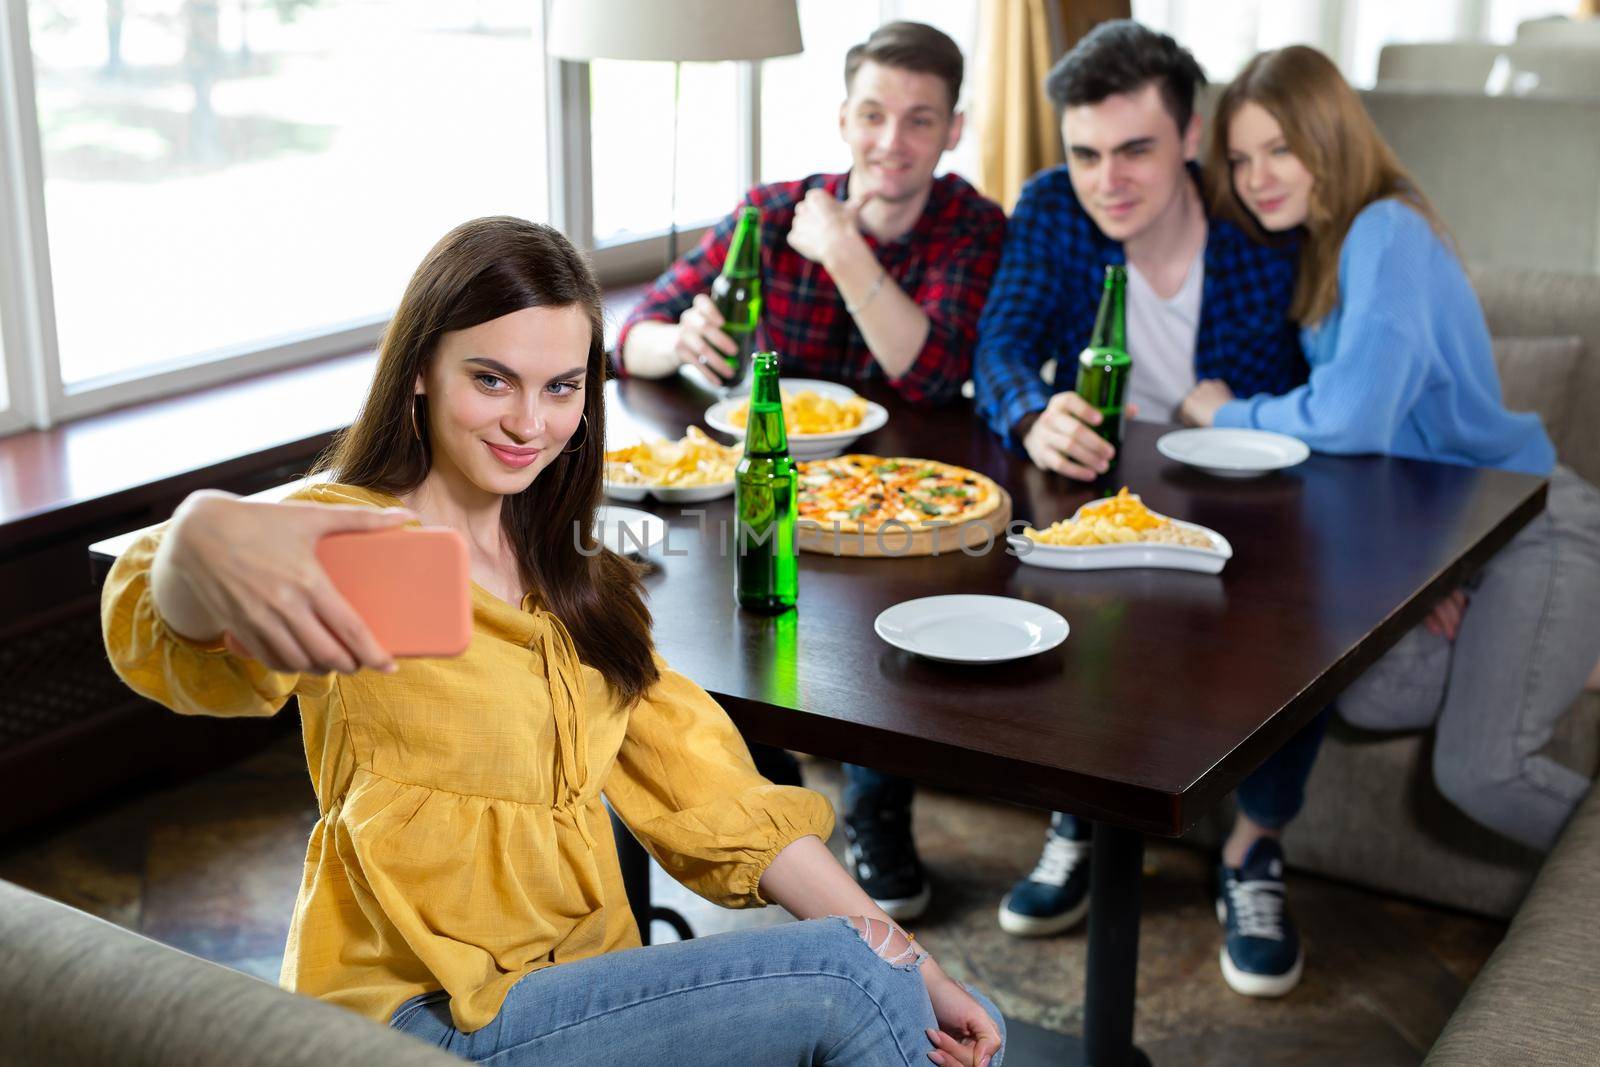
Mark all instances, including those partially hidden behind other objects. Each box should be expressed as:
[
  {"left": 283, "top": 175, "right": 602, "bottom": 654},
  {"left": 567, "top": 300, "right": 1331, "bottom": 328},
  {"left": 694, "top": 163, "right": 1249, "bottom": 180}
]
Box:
[
  {"left": 1216, "top": 838, "right": 1304, "bottom": 997},
  {"left": 998, "top": 813, "right": 1091, "bottom": 937}
]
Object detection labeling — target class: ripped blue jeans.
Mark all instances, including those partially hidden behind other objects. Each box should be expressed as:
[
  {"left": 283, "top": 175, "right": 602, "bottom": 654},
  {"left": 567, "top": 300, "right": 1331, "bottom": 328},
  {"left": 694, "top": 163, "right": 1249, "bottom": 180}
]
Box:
[{"left": 389, "top": 916, "right": 1006, "bottom": 1066}]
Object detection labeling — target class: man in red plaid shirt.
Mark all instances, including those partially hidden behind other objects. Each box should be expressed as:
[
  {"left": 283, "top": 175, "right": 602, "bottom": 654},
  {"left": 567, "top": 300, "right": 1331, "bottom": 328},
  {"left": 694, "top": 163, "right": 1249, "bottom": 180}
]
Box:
[{"left": 616, "top": 21, "right": 1005, "bottom": 406}]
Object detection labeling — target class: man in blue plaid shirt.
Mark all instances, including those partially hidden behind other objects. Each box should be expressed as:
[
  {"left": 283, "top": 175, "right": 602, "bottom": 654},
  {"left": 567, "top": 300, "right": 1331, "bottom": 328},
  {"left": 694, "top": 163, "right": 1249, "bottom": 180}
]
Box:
[
  {"left": 974, "top": 31, "right": 1304, "bottom": 479},
  {"left": 976, "top": 21, "right": 1324, "bottom": 1002}
]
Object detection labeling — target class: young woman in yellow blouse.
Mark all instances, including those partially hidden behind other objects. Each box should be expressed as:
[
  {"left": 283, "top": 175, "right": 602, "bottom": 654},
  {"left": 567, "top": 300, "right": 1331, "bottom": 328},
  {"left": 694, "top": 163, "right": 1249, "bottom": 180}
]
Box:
[{"left": 101, "top": 218, "right": 1003, "bottom": 1067}]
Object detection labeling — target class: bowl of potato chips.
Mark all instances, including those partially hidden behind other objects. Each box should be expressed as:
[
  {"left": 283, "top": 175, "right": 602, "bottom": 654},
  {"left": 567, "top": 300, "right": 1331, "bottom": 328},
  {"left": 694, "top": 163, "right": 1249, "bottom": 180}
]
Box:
[
  {"left": 604, "top": 426, "right": 741, "bottom": 503},
  {"left": 703, "top": 379, "right": 889, "bottom": 460},
  {"left": 1008, "top": 487, "right": 1232, "bottom": 573}
]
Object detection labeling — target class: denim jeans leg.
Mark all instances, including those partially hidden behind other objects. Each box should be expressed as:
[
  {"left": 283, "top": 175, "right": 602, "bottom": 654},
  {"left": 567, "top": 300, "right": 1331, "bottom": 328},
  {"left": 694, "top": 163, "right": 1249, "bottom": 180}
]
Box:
[
  {"left": 748, "top": 742, "right": 803, "bottom": 787},
  {"left": 1234, "top": 708, "right": 1331, "bottom": 831},
  {"left": 843, "top": 763, "right": 914, "bottom": 819},
  {"left": 389, "top": 917, "right": 1007, "bottom": 1066}
]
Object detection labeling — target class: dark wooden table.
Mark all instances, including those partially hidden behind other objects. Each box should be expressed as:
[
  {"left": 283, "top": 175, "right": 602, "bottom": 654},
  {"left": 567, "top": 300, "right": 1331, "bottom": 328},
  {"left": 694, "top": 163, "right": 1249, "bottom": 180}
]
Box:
[
  {"left": 612, "top": 372, "right": 1547, "bottom": 1066},
  {"left": 88, "top": 371, "right": 1546, "bottom": 1066}
]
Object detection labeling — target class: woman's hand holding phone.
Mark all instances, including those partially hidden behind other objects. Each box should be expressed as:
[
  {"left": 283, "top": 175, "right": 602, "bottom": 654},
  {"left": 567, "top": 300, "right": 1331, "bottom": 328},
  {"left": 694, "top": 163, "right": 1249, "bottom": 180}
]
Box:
[{"left": 152, "top": 490, "right": 418, "bottom": 675}]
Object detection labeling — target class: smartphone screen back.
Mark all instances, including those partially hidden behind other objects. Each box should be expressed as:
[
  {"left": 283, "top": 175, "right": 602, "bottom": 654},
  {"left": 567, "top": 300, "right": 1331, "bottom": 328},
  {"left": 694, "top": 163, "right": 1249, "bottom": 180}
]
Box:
[{"left": 315, "top": 527, "right": 472, "bottom": 658}]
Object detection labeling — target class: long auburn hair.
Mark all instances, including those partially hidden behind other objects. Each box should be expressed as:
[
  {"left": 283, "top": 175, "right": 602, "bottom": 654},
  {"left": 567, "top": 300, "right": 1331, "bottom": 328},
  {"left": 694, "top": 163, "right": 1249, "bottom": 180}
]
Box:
[
  {"left": 314, "top": 217, "right": 659, "bottom": 703},
  {"left": 1205, "top": 45, "right": 1447, "bottom": 325}
]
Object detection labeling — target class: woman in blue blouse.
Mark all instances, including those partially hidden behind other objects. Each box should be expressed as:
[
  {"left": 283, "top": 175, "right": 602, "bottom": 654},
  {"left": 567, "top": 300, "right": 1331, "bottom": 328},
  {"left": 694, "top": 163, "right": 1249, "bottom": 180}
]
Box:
[{"left": 1180, "top": 44, "right": 1600, "bottom": 850}]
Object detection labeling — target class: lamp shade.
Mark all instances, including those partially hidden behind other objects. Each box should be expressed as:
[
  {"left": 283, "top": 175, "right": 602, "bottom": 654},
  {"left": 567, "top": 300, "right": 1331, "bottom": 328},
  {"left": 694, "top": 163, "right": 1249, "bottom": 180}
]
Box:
[{"left": 546, "top": 0, "right": 803, "bottom": 62}]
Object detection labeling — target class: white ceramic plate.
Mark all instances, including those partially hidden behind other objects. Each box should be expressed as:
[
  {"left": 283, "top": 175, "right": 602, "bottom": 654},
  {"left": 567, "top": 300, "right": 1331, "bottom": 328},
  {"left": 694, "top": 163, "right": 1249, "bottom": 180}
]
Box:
[
  {"left": 874, "top": 595, "right": 1069, "bottom": 664},
  {"left": 592, "top": 505, "right": 668, "bottom": 556},
  {"left": 601, "top": 481, "right": 651, "bottom": 503},
  {"left": 650, "top": 480, "right": 735, "bottom": 504},
  {"left": 603, "top": 479, "right": 734, "bottom": 504},
  {"left": 1008, "top": 519, "right": 1233, "bottom": 575},
  {"left": 1155, "top": 428, "right": 1310, "bottom": 478},
  {"left": 704, "top": 380, "right": 889, "bottom": 461}
]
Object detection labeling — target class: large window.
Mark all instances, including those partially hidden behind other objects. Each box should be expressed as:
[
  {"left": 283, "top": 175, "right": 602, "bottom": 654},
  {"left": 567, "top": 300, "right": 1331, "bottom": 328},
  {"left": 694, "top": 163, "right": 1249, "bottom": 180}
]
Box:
[
  {"left": 28, "top": 0, "right": 547, "bottom": 397},
  {"left": 0, "top": 1, "right": 998, "bottom": 437},
  {"left": 759, "top": 0, "right": 982, "bottom": 187},
  {"left": 590, "top": 58, "right": 740, "bottom": 246},
  {"left": 0, "top": 302, "right": 9, "bottom": 413},
  {"left": 759, "top": 3, "right": 877, "bottom": 183}
]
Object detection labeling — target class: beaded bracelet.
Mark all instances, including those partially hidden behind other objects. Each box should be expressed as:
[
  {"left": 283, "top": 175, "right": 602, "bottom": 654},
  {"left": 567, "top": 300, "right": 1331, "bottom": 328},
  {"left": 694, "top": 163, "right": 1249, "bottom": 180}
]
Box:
[
  {"left": 845, "top": 267, "right": 888, "bottom": 316},
  {"left": 859, "top": 915, "right": 930, "bottom": 967}
]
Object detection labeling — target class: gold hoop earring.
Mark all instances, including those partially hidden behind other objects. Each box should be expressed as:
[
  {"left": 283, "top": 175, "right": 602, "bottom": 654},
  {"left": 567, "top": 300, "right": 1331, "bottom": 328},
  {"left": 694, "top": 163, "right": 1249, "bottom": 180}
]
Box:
[
  {"left": 410, "top": 396, "right": 424, "bottom": 442},
  {"left": 562, "top": 412, "right": 589, "bottom": 454}
]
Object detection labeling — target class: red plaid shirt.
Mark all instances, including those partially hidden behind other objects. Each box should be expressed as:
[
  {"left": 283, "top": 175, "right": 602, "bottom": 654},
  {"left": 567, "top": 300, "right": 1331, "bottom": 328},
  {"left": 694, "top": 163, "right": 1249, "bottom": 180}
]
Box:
[{"left": 615, "top": 172, "right": 1006, "bottom": 405}]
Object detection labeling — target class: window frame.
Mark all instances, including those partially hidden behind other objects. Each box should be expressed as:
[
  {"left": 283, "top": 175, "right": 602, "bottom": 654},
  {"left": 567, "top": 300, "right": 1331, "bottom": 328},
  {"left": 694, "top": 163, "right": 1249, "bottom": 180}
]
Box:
[{"left": 0, "top": 1, "right": 868, "bottom": 437}]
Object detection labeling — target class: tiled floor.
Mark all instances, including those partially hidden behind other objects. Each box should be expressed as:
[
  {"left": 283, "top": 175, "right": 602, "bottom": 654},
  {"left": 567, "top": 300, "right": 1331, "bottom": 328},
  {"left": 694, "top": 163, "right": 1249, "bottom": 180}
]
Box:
[{"left": 0, "top": 728, "right": 1505, "bottom": 1065}]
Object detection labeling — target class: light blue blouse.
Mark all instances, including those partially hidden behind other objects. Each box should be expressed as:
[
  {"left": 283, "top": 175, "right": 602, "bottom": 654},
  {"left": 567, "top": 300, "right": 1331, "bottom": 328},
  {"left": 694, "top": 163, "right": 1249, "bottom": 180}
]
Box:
[{"left": 1215, "top": 198, "right": 1555, "bottom": 476}]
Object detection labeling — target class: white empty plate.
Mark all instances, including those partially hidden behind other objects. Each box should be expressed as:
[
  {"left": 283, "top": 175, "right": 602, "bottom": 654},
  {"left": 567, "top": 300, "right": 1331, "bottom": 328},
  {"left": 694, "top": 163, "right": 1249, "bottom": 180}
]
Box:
[
  {"left": 1156, "top": 428, "right": 1309, "bottom": 478},
  {"left": 874, "top": 595, "right": 1069, "bottom": 664},
  {"left": 592, "top": 506, "right": 667, "bottom": 556}
]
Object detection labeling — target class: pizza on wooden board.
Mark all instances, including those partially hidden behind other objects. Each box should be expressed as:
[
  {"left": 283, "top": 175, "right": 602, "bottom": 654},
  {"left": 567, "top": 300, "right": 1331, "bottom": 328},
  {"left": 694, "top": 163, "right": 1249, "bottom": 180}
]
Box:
[{"left": 795, "top": 455, "right": 1004, "bottom": 534}]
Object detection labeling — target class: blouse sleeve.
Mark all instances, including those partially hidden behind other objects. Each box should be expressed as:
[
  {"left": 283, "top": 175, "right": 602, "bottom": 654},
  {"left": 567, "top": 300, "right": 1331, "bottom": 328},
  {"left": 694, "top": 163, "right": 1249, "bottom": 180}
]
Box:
[
  {"left": 100, "top": 524, "right": 328, "bottom": 718},
  {"left": 1212, "top": 202, "right": 1435, "bottom": 454},
  {"left": 602, "top": 662, "right": 834, "bottom": 909}
]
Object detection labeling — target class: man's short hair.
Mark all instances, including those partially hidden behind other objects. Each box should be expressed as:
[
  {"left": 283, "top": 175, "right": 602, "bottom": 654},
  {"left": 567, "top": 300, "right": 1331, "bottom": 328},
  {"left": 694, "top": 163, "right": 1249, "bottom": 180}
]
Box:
[
  {"left": 844, "top": 21, "right": 964, "bottom": 112},
  {"left": 1045, "top": 20, "right": 1206, "bottom": 133}
]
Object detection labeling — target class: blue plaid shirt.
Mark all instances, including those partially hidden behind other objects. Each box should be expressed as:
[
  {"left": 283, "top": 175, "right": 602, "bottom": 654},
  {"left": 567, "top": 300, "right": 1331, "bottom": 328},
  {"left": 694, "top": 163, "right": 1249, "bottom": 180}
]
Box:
[{"left": 974, "top": 164, "right": 1306, "bottom": 449}]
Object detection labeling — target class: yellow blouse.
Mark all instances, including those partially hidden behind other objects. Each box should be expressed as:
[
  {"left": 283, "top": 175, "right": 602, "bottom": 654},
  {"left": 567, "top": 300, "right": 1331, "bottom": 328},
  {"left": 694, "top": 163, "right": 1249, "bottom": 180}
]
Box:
[{"left": 100, "top": 483, "right": 832, "bottom": 1033}]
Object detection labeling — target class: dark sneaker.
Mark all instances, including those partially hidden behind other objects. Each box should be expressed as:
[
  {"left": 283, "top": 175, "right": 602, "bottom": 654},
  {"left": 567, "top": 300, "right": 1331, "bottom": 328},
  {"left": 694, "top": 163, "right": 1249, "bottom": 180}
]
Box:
[
  {"left": 1216, "top": 837, "right": 1304, "bottom": 997},
  {"left": 844, "top": 808, "right": 929, "bottom": 921},
  {"left": 998, "top": 812, "right": 1091, "bottom": 937}
]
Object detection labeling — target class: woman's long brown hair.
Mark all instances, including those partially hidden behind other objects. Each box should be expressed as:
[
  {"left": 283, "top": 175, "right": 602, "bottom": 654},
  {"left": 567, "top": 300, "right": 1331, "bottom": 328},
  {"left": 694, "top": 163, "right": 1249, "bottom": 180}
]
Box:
[
  {"left": 314, "top": 217, "right": 658, "bottom": 703},
  {"left": 1204, "top": 45, "right": 1447, "bottom": 325}
]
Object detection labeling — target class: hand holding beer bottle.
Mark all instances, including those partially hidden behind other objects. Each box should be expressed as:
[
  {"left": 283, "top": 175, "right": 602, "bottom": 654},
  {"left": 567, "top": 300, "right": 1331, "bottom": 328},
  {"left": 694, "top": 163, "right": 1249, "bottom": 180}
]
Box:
[
  {"left": 1018, "top": 266, "right": 1139, "bottom": 481},
  {"left": 675, "top": 207, "right": 763, "bottom": 388},
  {"left": 710, "top": 207, "right": 764, "bottom": 388}
]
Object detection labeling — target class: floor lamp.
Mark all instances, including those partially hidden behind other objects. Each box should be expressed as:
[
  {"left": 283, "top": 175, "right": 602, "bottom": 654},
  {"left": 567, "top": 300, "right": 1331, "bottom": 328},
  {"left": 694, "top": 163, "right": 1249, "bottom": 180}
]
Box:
[{"left": 546, "top": 0, "right": 803, "bottom": 267}]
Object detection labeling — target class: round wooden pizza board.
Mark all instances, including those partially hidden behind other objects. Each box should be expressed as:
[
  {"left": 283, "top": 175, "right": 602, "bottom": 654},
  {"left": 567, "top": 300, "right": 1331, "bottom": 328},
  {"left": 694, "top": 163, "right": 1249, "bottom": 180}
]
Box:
[{"left": 796, "top": 487, "right": 1013, "bottom": 558}]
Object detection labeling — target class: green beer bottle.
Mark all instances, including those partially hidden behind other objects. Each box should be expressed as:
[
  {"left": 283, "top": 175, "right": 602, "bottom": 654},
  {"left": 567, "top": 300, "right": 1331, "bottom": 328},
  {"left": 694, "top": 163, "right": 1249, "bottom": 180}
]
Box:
[
  {"left": 1073, "top": 264, "right": 1132, "bottom": 449},
  {"left": 711, "top": 207, "right": 763, "bottom": 388},
  {"left": 735, "top": 352, "right": 798, "bottom": 614}
]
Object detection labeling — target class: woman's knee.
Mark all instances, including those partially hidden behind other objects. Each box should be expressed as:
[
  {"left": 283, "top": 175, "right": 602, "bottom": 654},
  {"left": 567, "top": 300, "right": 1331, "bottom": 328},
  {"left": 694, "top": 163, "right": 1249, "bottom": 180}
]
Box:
[
  {"left": 1337, "top": 627, "right": 1449, "bottom": 731},
  {"left": 1430, "top": 743, "right": 1519, "bottom": 840}
]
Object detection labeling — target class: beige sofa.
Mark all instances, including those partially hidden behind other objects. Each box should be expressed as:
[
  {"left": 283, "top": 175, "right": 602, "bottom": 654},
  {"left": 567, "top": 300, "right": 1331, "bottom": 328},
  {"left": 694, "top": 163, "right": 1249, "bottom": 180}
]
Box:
[
  {"left": 1360, "top": 88, "right": 1600, "bottom": 275},
  {"left": 1369, "top": 41, "right": 1600, "bottom": 95},
  {"left": 0, "top": 878, "right": 459, "bottom": 1067},
  {"left": 1516, "top": 15, "right": 1600, "bottom": 48},
  {"left": 1425, "top": 780, "right": 1600, "bottom": 1063},
  {"left": 1377, "top": 41, "right": 1600, "bottom": 96}
]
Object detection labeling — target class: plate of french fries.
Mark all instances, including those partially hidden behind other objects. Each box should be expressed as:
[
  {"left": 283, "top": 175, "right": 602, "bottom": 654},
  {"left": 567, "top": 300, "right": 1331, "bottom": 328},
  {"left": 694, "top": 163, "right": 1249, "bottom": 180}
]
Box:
[
  {"left": 703, "top": 379, "right": 889, "bottom": 461},
  {"left": 1007, "top": 487, "right": 1232, "bottom": 573},
  {"left": 604, "top": 426, "right": 741, "bottom": 503}
]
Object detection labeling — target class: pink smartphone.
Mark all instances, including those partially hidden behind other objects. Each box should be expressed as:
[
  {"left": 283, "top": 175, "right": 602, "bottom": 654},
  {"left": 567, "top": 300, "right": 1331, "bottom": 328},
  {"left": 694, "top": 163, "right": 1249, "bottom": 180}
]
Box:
[{"left": 314, "top": 526, "right": 472, "bottom": 658}]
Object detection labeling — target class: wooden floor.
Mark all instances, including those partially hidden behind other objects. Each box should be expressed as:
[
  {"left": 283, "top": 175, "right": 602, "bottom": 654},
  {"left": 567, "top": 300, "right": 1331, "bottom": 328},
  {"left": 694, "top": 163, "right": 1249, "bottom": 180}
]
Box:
[{"left": 0, "top": 728, "right": 1505, "bottom": 1065}]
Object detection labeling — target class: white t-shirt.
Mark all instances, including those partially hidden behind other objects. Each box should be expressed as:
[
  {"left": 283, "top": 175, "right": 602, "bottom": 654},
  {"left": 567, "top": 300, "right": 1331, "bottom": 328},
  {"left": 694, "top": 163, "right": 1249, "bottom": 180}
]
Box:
[{"left": 1124, "top": 248, "right": 1204, "bottom": 423}]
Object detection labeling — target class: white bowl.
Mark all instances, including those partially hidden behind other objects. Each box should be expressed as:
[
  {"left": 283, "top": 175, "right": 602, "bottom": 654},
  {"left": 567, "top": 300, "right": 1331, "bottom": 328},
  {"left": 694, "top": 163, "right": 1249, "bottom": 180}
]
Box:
[
  {"left": 650, "top": 480, "right": 735, "bottom": 504},
  {"left": 704, "top": 380, "right": 889, "bottom": 461},
  {"left": 601, "top": 481, "right": 651, "bottom": 503},
  {"left": 1008, "top": 513, "right": 1232, "bottom": 575},
  {"left": 604, "top": 479, "right": 734, "bottom": 504}
]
